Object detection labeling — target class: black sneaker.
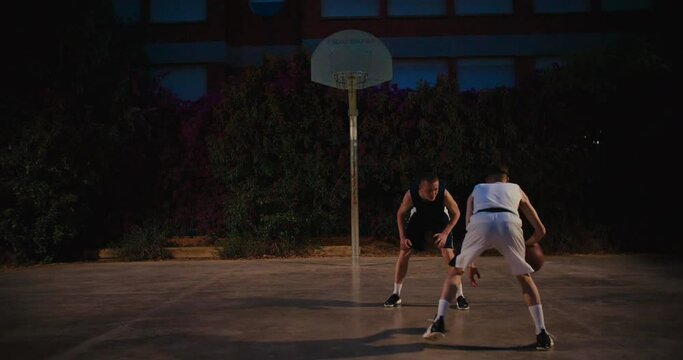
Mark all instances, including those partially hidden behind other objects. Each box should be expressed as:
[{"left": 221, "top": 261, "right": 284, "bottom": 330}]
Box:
[
  {"left": 383, "top": 293, "right": 401, "bottom": 307},
  {"left": 455, "top": 295, "right": 469, "bottom": 310},
  {"left": 535, "top": 329, "right": 554, "bottom": 350},
  {"left": 423, "top": 316, "right": 445, "bottom": 340}
]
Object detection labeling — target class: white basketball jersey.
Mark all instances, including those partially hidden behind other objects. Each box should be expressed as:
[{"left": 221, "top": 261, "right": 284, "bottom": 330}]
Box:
[{"left": 471, "top": 183, "right": 522, "bottom": 215}]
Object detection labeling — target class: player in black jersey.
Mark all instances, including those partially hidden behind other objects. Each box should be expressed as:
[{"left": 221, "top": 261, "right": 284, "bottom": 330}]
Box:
[{"left": 383, "top": 172, "right": 474, "bottom": 310}]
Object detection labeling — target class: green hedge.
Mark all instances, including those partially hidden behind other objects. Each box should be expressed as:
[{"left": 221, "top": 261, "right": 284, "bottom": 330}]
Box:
[
  {"left": 2, "top": 17, "right": 674, "bottom": 262},
  {"left": 209, "top": 40, "right": 672, "bottom": 254}
]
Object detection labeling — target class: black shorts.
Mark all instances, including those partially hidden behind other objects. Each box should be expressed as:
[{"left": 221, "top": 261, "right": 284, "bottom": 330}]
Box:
[{"left": 405, "top": 213, "right": 454, "bottom": 251}]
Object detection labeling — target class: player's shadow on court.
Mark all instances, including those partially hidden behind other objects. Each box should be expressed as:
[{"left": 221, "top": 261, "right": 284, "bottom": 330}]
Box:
[
  {"left": 226, "top": 327, "right": 427, "bottom": 359},
  {"left": 223, "top": 297, "right": 409, "bottom": 309},
  {"left": 424, "top": 343, "right": 537, "bottom": 352},
  {"left": 91, "top": 327, "right": 428, "bottom": 359}
]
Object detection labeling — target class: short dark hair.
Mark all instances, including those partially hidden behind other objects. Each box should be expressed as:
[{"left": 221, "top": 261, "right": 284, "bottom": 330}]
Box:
[
  {"left": 419, "top": 171, "right": 439, "bottom": 183},
  {"left": 487, "top": 164, "right": 509, "bottom": 177},
  {"left": 485, "top": 164, "right": 509, "bottom": 181}
]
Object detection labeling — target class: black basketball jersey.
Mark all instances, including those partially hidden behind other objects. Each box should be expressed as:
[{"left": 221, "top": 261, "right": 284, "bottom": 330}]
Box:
[{"left": 409, "top": 182, "right": 446, "bottom": 220}]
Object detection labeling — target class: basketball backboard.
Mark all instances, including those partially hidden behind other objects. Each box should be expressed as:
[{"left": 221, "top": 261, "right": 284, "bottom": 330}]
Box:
[{"left": 311, "top": 30, "right": 392, "bottom": 89}]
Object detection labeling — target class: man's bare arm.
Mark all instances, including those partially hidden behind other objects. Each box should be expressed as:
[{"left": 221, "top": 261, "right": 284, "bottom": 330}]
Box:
[
  {"left": 519, "top": 189, "right": 547, "bottom": 246},
  {"left": 442, "top": 189, "right": 461, "bottom": 235},
  {"left": 397, "top": 191, "right": 413, "bottom": 249},
  {"left": 465, "top": 194, "right": 474, "bottom": 226},
  {"left": 464, "top": 192, "right": 478, "bottom": 279}
]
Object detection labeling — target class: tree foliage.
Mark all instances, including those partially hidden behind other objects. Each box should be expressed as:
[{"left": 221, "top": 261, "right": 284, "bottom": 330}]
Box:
[
  {"left": 209, "top": 39, "right": 673, "bottom": 254},
  {"left": 1, "top": 10, "right": 675, "bottom": 262},
  {"left": 1, "top": 0, "right": 176, "bottom": 262}
]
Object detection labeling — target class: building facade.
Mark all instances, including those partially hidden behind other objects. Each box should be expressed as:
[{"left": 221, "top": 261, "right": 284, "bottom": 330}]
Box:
[{"left": 113, "top": 0, "right": 658, "bottom": 100}]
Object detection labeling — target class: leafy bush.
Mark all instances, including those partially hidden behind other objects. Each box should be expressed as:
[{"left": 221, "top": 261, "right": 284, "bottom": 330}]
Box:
[
  {"left": 209, "top": 38, "right": 672, "bottom": 254},
  {"left": 211, "top": 54, "right": 349, "bottom": 248},
  {"left": 216, "top": 235, "right": 297, "bottom": 259},
  {"left": 114, "top": 220, "right": 171, "bottom": 261},
  {"left": 2, "top": 18, "right": 673, "bottom": 262},
  {"left": 164, "top": 96, "right": 225, "bottom": 237},
  {"left": 1, "top": 0, "right": 151, "bottom": 262}
]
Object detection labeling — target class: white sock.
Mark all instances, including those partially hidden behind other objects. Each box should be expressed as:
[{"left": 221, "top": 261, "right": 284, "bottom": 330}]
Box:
[
  {"left": 528, "top": 304, "right": 546, "bottom": 334},
  {"left": 437, "top": 299, "right": 450, "bottom": 319},
  {"left": 456, "top": 284, "right": 464, "bottom": 298},
  {"left": 393, "top": 283, "right": 403, "bottom": 296}
]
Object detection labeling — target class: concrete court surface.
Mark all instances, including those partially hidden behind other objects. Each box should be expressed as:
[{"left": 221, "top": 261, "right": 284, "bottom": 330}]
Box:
[{"left": 1, "top": 254, "right": 682, "bottom": 360}]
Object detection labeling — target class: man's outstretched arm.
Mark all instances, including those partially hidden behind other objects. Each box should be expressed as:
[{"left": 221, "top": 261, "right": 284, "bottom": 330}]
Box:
[
  {"left": 397, "top": 191, "right": 413, "bottom": 250},
  {"left": 519, "top": 189, "right": 547, "bottom": 246}
]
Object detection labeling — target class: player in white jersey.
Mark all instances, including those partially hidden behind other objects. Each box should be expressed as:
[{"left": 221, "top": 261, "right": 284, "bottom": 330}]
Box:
[{"left": 422, "top": 165, "right": 554, "bottom": 350}]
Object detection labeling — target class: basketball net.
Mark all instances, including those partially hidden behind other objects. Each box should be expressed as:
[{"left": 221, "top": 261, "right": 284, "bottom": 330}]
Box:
[{"left": 334, "top": 71, "right": 368, "bottom": 91}]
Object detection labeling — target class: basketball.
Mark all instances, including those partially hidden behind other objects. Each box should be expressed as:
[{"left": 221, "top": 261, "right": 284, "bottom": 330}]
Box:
[{"left": 525, "top": 243, "right": 545, "bottom": 272}]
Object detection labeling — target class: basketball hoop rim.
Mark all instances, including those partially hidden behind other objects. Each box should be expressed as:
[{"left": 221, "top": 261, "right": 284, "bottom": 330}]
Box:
[{"left": 334, "top": 71, "right": 368, "bottom": 90}]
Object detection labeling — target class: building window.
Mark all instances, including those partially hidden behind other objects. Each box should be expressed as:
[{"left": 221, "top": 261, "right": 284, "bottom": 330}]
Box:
[
  {"left": 455, "top": 0, "right": 513, "bottom": 16},
  {"left": 601, "top": 0, "right": 653, "bottom": 11},
  {"left": 153, "top": 65, "right": 207, "bottom": 101},
  {"left": 457, "top": 58, "right": 514, "bottom": 91},
  {"left": 388, "top": 0, "right": 447, "bottom": 17},
  {"left": 112, "top": 0, "right": 141, "bottom": 23},
  {"left": 150, "top": 0, "right": 206, "bottom": 23},
  {"left": 534, "top": 0, "right": 591, "bottom": 14},
  {"left": 392, "top": 59, "right": 449, "bottom": 89},
  {"left": 535, "top": 57, "right": 565, "bottom": 71},
  {"left": 321, "top": 0, "right": 380, "bottom": 18},
  {"left": 249, "top": 0, "right": 285, "bottom": 16}
]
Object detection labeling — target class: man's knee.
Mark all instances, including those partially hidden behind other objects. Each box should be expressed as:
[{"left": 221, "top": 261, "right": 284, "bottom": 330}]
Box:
[
  {"left": 452, "top": 267, "right": 465, "bottom": 275},
  {"left": 398, "top": 249, "right": 413, "bottom": 259},
  {"left": 516, "top": 273, "right": 536, "bottom": 288},
  {"left": 516, "top": 273, "right": 532, "bottom": 282}
]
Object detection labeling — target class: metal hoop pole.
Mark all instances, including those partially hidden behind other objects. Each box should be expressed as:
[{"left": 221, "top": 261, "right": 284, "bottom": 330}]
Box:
[{"left": 347, "top": 75, "right": 360, "bottom": 266}]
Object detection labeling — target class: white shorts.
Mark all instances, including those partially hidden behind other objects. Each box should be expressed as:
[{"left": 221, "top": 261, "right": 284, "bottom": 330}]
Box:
[{"left": 454, "top": 212, "right": 534, "bottom": 276}]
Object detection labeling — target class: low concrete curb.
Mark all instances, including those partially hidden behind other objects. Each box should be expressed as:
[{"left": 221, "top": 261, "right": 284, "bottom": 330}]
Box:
[
  {"left": 92, "top": 245, "right": 356, "bottom": 260},
  {"left": 95, "top": 247, "right": 221, "bottom": 260}
]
